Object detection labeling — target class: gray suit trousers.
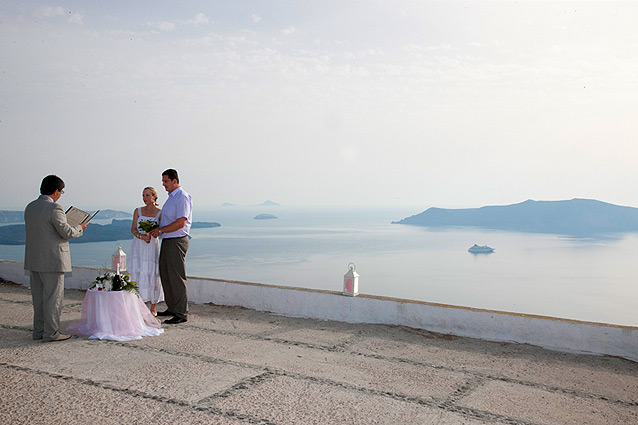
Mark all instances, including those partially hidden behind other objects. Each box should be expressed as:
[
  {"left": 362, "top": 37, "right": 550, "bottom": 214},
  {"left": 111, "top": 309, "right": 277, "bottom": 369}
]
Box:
[
  {"left": 30, "top": 271, "right": 65, "bottom": 341},
  {"left": 159, "top": 236, "right": 189, "bottom": 319}
]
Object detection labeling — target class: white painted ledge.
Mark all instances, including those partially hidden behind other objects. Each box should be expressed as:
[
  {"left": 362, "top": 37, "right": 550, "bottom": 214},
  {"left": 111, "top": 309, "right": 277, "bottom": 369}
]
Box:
[{"left": 2, "top": 259, "right": 636, "bottom": 362}]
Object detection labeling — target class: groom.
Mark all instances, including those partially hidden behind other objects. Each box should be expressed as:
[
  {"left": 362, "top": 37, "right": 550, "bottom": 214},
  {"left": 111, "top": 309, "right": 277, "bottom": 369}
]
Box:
[{"left": 150, "top": 169, "right": 192, "bottom": 324}]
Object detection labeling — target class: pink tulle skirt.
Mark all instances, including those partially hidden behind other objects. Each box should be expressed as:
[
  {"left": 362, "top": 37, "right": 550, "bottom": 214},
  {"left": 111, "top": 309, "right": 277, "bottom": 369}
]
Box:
[{"left": 67, "top": 289, "right": 163, "bottom": 341}]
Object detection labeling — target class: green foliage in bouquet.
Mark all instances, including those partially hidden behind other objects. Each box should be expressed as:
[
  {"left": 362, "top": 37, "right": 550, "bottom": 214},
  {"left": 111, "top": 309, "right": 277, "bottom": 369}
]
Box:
[
  {"left": 119, "top": 272, "right": 139, "bottom": 293},
  {"left": 138, "top": 219, "right": 159, "bottom": 233},
  {"left": 89, "top": 271, "right": 139, "bottom": 294}
]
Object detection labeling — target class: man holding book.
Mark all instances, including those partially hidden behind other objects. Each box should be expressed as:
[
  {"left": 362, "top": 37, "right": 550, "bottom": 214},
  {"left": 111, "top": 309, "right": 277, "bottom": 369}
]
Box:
[{"left": 24, "top": 175, "right": 88, "bottom": 342}]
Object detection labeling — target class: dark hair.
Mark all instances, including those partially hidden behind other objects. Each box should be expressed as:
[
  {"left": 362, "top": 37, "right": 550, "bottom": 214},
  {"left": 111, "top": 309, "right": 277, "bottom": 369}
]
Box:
[
  {"left": 162, "top": 169, "right": 179, "bottom": 183},
  {"left": 40, "top": 175, "right": 65, "bottom": 196}
]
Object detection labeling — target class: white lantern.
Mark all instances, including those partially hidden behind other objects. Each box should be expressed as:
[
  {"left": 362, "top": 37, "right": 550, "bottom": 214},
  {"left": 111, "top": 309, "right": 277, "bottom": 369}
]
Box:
[
  {"left": 343, "top": 262, "right": 359, "bottom": 296},
  {"left": 112, "top": 245, "right": 127, "bottom": 272}
]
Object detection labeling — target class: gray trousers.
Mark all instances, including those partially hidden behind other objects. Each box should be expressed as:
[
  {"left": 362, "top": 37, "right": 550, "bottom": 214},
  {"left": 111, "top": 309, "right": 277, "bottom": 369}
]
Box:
[
  {"left": 159, "top": 236, "right": 189, "bottom": 319},
  {"left": 30, "top": 271, "right": 65, "bottom": 341}
]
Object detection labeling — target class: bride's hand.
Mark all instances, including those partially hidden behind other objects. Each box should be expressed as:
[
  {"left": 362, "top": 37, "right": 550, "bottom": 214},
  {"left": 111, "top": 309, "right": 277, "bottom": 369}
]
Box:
[{"left": 143, "top": 234, "right": 151, "bottom": 243}]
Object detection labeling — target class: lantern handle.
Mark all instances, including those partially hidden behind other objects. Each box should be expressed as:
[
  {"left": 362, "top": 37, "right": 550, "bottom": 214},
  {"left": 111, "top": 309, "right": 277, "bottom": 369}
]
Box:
[{"left": 347, "top": 262, "right": 356, "bottom": 271}]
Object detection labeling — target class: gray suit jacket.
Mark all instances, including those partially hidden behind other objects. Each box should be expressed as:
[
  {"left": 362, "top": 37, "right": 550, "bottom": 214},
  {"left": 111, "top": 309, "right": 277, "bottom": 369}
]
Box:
[{"left": 24, "top": 195, "right": 84, "bottom": 273}]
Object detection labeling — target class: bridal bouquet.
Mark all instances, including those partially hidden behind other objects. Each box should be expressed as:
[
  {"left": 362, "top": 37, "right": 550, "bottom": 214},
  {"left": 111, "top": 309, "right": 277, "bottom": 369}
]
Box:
[
  {"left": 90, "top": 271, "right": 139, "bottom": 294},
  {"left": 138, "top": 219, "right": 159, "bottom": 233}
]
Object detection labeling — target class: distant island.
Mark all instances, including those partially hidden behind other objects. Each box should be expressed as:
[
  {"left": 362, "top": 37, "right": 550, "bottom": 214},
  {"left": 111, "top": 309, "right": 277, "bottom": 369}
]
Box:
[
  {"left": 0, "top": 211, "right": 23, "bottom": 223},
  {"left": 393, "top": 199, "right": 638, "bottom": 236},
  {"left": 254, "top": 214, "right": 277, "bottom": 220},
  {"left": 257, "top": 200, "right": 280, "bottom": 207},
  {"left": 0, "top": 219, "right": 221, "bottom": 245},
  {"left": 94, "top": 209, "right": 132, "bottom": 219}
]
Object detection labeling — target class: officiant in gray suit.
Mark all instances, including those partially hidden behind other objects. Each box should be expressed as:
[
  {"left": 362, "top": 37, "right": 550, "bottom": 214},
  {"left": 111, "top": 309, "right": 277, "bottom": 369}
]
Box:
[{"left": 24, "top": 175, "right": 88, "bottom": 342}]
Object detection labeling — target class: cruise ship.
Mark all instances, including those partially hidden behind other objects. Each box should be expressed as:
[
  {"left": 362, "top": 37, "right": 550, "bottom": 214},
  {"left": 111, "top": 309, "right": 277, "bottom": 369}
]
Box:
[{"left": 468, "top": 244, "right": 494, "bottom": 254}]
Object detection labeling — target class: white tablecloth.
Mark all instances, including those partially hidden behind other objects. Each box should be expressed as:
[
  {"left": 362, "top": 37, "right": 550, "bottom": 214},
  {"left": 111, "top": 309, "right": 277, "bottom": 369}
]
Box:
[{"left": 67, "top": 289, "right": 164, "bottom": 341}]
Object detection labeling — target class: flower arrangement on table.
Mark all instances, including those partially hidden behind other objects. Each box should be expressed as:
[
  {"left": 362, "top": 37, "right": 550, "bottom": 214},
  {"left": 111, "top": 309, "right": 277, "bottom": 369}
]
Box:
[
  {"left": 89, "top": 271, "right": 139, "bottom": 294},
  {"left": 138, "top": 219, "right": 159, "bottom": 233}
]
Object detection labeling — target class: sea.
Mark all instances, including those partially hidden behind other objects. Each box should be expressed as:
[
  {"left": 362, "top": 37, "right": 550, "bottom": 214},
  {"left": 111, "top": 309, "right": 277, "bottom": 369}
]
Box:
[{"left": 2, "top": 206, "right": 637, "bottom": 327}]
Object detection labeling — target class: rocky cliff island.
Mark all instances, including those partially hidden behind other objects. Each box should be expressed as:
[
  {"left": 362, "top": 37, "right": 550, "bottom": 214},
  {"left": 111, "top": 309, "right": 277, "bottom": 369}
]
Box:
[{"left": 393, "top": 198, "right": 638, "bottom": 236}]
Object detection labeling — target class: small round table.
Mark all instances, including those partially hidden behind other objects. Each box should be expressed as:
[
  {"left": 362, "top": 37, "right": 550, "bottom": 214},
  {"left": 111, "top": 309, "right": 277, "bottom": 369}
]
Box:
[{"left": 67, "top": 289, "right": 163, "bottom": 341}]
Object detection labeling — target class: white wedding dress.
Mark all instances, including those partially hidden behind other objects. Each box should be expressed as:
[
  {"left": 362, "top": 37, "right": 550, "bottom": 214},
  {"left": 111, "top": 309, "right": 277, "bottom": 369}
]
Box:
[{"left": 129, "top": 208, "right": 164, "bottom": 304}]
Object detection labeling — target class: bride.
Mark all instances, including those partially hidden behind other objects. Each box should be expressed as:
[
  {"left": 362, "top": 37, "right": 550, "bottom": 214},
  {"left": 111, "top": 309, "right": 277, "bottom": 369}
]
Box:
[{"left": 129, "top": 187, "right": 164, "bottom": 316}]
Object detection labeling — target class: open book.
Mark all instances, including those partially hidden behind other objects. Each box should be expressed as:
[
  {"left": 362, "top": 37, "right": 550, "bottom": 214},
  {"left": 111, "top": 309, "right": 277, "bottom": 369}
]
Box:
[{"left": 65, "top": 206, "right": 100, "bottom": 227}]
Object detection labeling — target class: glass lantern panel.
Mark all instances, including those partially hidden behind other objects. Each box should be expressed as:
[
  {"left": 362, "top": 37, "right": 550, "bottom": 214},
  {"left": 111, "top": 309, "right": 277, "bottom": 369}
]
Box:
[{"left": 345, "top": 278, "right": 353, "bottom": 292}]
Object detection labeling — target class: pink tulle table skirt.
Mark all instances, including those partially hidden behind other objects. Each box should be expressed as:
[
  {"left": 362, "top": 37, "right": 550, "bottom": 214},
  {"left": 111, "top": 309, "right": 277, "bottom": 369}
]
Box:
[{"left": 67, "top": 289, "right": 164, "bottom": 341}]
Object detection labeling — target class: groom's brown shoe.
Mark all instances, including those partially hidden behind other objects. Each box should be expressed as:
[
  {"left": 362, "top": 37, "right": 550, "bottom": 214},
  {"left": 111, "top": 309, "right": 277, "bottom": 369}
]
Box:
[{"left": 157, "top": 310, "right": 172, "bottom": 316}]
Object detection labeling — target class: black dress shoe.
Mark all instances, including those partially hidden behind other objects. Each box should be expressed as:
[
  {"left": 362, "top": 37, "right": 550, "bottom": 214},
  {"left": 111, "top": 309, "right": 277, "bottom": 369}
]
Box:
[
  {"left": 157, "top": 310, "right": 173, "bottom": 316},
  {"left": 164, "top": 317, "right": 187, "bottom": 324}
]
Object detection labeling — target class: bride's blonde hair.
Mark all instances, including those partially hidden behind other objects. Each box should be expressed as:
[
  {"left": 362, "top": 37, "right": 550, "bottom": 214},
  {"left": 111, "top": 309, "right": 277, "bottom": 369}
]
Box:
[{"left": 143, "top": 187, "right": 159, "bottom": 206}]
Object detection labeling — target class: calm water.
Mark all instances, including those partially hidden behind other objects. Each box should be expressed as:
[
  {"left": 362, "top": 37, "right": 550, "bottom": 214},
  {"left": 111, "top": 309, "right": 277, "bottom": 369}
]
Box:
[{"left": 2, "top": 206, "right": 637, "bottom": 326}]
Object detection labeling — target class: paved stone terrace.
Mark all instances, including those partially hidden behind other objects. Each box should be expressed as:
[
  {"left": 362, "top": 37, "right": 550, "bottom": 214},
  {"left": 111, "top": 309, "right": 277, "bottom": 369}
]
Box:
[{"left": 1, "top": 280, "right": 637, "bottom": 425}]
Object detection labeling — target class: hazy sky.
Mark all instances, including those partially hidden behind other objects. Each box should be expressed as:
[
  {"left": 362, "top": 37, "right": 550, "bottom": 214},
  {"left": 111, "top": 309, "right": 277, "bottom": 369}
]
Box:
[{"left": 2, "top": 1, "right": 637, "bottom": 211}]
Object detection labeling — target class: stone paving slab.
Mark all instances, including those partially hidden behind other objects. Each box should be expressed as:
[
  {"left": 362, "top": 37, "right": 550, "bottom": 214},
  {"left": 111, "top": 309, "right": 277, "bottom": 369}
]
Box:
[
  {"left": 348, "top": 330, "right": 638, "bottom": 404},
  {"left": 0, "top": 299, "right": 32, "bottom": 326},
  {"left": 459, "top": 380, "right": 638, "bottom": 425},
  {"left": 1, "top": 281, "right": 637, "bottom": 425},
  {"left": 262, "top": 325, "right": 357, "bottom": 347},
  {"left": 207, "top": 374, "right": 489, "bottom": 425},
  {"left": 193, "top": 304, "right": 287, "bottom": 335},
  {"left": 0, "top": 368, "right": 246, "bottom": 425},
  {"left": 1, "top": 329, "right": 260, "bottom": 404},
  {"left": 140, "top": 326, "right": 469, "bottom": 401}
]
